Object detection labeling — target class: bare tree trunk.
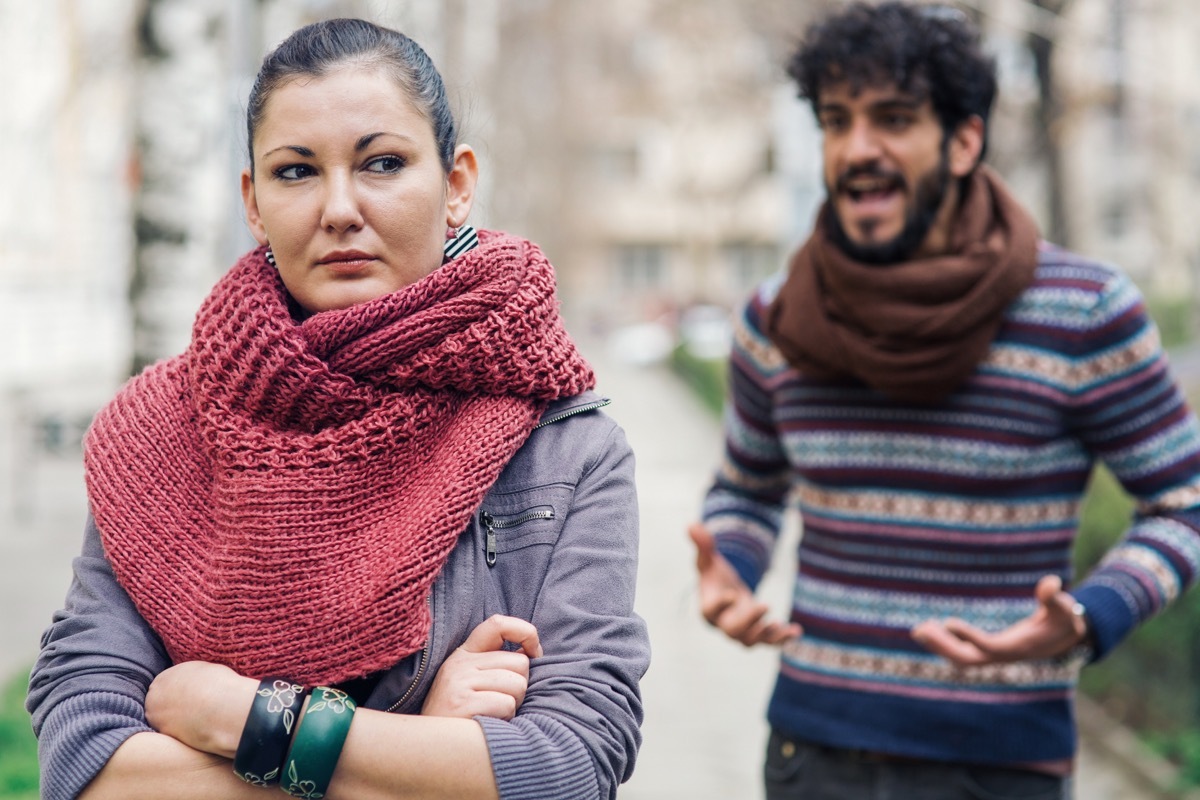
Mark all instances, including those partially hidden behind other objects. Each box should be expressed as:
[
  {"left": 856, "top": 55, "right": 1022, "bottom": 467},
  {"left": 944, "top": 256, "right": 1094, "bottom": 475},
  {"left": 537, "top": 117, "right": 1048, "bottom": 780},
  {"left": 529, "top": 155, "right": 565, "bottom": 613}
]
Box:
[
  {"left": 1028, "top": 0, "right": 1072, "bottom": 248},
  {"left": 129, "top": 0, "right": 232, "bottom": 375}
]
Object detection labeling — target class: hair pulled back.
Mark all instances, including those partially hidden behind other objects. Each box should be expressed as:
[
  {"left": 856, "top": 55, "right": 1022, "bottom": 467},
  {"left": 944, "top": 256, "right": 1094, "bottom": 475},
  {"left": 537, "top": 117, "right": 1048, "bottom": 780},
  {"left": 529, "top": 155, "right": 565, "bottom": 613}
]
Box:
[
  {"left": 788, "top": 2, "right": 997, "bottom": 154},
  {"left": 246, "top": 18, "right": 457, "bottom": 173}
]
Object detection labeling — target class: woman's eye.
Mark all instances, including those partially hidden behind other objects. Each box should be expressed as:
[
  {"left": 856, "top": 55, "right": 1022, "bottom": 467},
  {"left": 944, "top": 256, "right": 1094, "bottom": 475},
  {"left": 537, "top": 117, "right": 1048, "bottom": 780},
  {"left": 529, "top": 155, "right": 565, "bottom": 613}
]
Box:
[
  {"left": 366, "top": 155, "right": 406, "bottom": 174},
  {"left": 273, "top": 164, "right": 315, "bottom": 180}
]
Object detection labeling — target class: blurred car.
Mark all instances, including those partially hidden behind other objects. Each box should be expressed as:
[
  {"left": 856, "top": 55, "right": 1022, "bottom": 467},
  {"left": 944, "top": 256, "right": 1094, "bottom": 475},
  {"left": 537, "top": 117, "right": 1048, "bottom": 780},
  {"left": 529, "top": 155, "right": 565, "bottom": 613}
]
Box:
[{"left": 605, "top": 320, "right": 676, "bottom": 366}]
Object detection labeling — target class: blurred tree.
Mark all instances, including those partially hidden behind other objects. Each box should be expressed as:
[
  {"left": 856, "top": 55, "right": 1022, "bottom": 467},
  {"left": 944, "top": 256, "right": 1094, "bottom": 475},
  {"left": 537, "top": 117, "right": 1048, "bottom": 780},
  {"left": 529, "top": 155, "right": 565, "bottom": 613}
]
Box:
[
  {"left": 1026, "top": 0, "right": 1074, "bottom": 248},
  {"left": 129, "top": 0, "right": 236, "bottom": 375}
]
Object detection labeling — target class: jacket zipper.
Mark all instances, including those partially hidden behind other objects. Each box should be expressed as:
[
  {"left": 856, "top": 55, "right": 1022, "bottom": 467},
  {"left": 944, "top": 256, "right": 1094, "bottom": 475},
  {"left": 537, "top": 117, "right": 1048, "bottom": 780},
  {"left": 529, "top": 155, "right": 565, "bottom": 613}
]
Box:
[
  {"left": 384, "top": 401, "right": 604, "bottom": 711},
  {"left": 482, "top": 398, "right": 602, "bottom": 565},
  {"left": 533, "top": 398, "right": 611, "bottom": 430},
  {"left": 387, "top": 593, "right": 432, "bottom": 713},
  {"left": 481, "top": 508, "right": 555, "bottom": 567}
]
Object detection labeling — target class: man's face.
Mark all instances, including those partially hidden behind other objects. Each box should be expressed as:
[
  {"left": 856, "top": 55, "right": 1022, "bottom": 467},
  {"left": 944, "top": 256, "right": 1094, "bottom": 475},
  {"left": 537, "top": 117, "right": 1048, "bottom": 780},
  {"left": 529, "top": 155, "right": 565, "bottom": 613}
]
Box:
[{"left": 817, "top": 82, "right": 960, "bottom": 264}]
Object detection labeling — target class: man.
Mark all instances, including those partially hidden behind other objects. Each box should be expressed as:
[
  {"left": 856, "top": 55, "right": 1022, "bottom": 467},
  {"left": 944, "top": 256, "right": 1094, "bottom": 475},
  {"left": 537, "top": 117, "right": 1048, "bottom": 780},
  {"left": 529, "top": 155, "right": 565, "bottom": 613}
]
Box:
[{"left": 690, "top": 3, "right": 1200, "bottom": 799}]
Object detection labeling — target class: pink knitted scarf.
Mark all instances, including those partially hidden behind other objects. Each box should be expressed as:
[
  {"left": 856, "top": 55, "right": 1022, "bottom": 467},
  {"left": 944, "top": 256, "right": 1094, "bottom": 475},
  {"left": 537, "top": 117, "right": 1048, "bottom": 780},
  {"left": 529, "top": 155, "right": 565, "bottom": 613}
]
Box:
[{"left": 84, "top": 230, "right": 594, "bottom": 685}]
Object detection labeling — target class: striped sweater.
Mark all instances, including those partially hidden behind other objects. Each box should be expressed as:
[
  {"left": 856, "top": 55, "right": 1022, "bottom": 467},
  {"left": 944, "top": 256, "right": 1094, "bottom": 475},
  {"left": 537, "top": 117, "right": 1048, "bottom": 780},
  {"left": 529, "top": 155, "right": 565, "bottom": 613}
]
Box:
[{"left": 703, "top": 244, "right": 1200, "bottom": 765}]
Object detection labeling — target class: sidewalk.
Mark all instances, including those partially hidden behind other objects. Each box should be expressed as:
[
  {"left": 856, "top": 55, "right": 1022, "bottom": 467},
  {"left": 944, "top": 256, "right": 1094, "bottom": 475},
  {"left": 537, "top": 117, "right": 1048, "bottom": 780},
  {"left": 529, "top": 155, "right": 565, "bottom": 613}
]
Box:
[
  {"left": 588, "top": 343, "right": 785, "bottom": 799},
  {"left": 0, "top": 456, "right": 86, "bottom": 682}
]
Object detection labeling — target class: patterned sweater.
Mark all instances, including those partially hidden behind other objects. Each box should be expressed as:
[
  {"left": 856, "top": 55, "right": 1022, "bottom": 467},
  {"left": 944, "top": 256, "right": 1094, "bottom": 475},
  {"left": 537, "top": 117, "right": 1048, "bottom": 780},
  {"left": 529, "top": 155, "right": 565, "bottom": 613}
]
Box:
[{"left": 703, "top": 245, "right": 1200, "bottom": 765}]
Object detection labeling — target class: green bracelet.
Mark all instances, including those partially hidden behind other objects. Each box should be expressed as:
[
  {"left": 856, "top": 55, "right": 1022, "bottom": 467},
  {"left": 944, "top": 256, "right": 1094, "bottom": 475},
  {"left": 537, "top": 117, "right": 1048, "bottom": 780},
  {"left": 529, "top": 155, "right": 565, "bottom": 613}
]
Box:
[{"left": 280, "top": 686, "right": 357, "bottom": 799}]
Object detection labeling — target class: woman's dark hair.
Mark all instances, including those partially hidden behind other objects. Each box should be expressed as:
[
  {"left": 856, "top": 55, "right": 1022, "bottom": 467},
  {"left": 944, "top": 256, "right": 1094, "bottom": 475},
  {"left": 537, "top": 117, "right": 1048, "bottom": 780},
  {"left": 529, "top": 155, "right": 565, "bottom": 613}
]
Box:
[
  {"left": 246, "top": 18, "right": 457, "bottom": 174},
  {"left": 787, "top": 2, "right": 997, "bottom": 157}
]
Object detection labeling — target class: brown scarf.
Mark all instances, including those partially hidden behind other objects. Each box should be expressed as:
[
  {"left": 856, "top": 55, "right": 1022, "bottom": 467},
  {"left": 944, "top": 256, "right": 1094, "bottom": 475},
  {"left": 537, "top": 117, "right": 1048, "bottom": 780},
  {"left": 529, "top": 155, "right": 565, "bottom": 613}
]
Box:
[
  {"left": 84, "top": 231, "right": 594, "bottom": 685},
  {"left": 766, "top": 165, "right": 1039, "bottom": 403}
]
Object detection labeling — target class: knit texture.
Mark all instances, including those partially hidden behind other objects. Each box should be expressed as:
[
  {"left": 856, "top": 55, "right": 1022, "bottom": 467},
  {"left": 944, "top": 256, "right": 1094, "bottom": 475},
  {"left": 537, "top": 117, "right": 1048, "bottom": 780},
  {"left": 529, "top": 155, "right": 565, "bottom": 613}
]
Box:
[
  {"left": 84, "top": 230, "right": 594, "bottom": 685},
  {"left": 705, "top": 244, "right": 1200, "bottom": 764},
  {"left": 767, "top": 165, "right": 1040, "bottom": 404}
]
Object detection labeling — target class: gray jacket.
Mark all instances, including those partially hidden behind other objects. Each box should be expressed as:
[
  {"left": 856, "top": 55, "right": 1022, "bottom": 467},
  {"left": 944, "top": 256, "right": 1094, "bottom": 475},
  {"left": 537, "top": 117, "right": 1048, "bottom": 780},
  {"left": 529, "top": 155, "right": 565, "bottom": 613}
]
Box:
[{"left": 27, "top": 392, "right": 648, "bottom": 800}]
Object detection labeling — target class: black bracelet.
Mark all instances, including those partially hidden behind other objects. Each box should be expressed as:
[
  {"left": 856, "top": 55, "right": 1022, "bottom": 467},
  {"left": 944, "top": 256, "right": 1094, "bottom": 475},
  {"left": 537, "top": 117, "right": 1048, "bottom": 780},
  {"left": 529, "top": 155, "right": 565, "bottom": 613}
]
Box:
[{"left": 234, "top": 677, "right": 308, "bottom": 787}]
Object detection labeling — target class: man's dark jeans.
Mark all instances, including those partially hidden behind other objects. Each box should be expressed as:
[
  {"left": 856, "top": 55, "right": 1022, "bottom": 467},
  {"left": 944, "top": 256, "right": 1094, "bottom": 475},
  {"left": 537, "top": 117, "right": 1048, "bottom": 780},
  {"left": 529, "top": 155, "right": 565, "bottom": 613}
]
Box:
[{"left": 765, "top": 730, "right": 1073, "bottom": 800}]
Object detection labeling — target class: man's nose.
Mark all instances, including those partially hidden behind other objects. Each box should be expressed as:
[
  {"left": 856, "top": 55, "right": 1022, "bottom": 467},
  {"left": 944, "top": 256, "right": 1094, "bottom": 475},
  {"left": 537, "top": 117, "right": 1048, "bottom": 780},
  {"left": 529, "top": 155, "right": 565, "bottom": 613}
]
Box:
[{"left": 842, "top": 119, "right": 883, "bottom": 164}]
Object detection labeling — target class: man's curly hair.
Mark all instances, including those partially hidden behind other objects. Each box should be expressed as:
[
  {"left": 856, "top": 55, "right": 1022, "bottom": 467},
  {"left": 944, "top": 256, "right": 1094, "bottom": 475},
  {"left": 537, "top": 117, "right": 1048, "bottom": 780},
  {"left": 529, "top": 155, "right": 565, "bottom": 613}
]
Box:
[{"left": 788, "top": 2, "right": 997, "bottom": 152}]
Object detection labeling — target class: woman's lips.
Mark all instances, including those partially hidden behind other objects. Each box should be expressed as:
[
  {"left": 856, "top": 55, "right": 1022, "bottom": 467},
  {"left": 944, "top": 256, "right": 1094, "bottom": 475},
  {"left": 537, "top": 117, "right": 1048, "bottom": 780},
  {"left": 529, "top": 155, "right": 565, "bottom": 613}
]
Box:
[{"left": 318, "top": 251, "right": 375, "bottom": 274}]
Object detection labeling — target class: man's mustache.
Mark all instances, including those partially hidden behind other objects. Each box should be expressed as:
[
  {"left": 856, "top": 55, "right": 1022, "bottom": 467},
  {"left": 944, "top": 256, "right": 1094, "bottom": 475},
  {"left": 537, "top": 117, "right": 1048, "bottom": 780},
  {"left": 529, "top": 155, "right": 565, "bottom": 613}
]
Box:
[{"left": 834, "top": 165, "right": 907, "bottom": 194}]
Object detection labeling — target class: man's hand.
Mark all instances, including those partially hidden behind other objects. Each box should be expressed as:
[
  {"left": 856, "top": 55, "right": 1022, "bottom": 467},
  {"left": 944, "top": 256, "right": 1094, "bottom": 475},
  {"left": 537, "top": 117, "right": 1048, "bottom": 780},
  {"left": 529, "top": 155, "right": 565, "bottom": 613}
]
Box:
[
  {"left": 911, "top": 575, "right": 1089, "bottom": 665},
  {"left": 421, "top": 614, "right": 542, "bottom": 721},
  {"left": 689, "top": 522, "right": 801, "bottom": 647}
]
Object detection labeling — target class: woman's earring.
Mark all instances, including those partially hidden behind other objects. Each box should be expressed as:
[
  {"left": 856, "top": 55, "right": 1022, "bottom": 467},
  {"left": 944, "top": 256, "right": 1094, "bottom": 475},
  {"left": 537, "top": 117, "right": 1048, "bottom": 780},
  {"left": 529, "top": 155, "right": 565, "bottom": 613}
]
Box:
[
  {"left": 265, "top": 248, "right": 277, "bottom": 268},
  {"left": 442, "top": 225, "right": 479, "bottom": 263}
]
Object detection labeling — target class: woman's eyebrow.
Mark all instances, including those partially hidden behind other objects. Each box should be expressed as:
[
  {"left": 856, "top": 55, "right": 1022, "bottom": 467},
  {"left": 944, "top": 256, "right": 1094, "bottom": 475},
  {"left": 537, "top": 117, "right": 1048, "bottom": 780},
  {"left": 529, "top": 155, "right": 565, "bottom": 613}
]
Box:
[
  {"left": 355, "top": 131, "right": 416, "bottom": 150},
  {"left": 261, "top": 144, "right": 315, "bottom": 159},
  {"left": 260, "top": 133, "right": 418, "bottom": 159}
]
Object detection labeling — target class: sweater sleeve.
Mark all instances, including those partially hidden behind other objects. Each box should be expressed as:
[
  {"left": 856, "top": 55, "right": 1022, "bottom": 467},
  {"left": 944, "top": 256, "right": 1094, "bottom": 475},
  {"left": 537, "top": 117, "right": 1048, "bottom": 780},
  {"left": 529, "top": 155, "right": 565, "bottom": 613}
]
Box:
[
  {"left": 1065, "top": 271, "right": 1200, "bottom": 660},
  {"left": 478, "top": 422, "right": 648, "bottom": 800},
  {"left": 701, "top": 285, "right": 794, "bottom": 591},
  {"left": 25, "top": 514, "right": 171, "bottom": 800}
]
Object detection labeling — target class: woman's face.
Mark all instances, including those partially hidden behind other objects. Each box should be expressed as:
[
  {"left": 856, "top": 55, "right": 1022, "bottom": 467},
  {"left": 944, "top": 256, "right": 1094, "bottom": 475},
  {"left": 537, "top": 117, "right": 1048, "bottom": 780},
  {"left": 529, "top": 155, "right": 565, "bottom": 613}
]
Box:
[{"left": 242, "top": 65, "right": 477, "bottom": 314}]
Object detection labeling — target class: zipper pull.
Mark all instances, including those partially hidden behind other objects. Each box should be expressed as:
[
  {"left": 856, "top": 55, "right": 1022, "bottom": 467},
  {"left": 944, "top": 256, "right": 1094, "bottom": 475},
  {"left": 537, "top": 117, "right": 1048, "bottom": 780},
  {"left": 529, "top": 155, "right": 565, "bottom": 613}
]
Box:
[{"left": 481, "top": 511, "right": 497, "bottom": 567}]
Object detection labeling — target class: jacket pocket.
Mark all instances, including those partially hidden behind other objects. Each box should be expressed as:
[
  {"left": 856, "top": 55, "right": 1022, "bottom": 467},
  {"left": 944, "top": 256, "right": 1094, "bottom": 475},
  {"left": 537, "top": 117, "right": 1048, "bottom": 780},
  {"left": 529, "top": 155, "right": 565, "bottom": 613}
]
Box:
[
  {"left": 480, "top": 506, "right": 555, "bottom": 566},
  {"left": 475, "top": 485, "right": 572, "bottom": 621},
  {"left": 477, "top": 484, "right": 573, "bottom": 562}
]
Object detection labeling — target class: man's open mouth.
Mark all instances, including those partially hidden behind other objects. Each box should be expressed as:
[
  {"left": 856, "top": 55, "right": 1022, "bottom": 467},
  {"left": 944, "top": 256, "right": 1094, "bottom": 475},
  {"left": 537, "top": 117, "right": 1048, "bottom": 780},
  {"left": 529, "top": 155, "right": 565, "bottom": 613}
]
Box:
[{"left": 842, "top": 173, "right": 903, "bottom": 202}]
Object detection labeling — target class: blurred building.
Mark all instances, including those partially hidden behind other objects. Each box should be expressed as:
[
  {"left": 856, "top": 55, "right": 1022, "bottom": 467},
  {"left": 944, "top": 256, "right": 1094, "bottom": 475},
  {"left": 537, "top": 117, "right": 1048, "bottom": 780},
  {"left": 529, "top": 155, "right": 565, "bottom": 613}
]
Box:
[
  {"left": 1, "top": 2, "right": 139, "bottom": 390},
  {"left": 477, "top": 0, "right": 818, "bottom": 332},
  {"left": 972, "top": 0, "right": 1200, "bottom": 307},
  {"left": 1, "top": 2, "right": 141, "bottom": 521},
  {"left": 1057, "top": 0, "right": 1200, "bottom": 302},
  {"left": 4, "top": 0, "right": 1200, "bottom": 438}
]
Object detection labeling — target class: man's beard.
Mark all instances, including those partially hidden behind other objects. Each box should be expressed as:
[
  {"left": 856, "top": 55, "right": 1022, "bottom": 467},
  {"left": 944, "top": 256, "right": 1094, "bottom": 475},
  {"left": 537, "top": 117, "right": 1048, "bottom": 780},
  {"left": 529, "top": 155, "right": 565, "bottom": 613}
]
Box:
[{"left": 824, "top": 150, "right": 951, "bottom": 265}]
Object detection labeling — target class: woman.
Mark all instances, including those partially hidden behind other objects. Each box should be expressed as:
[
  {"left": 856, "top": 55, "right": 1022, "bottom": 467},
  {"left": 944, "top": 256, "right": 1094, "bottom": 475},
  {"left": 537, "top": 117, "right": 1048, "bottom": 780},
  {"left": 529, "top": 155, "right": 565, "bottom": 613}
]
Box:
[{"left": 27, "top": 18, "right": 647, "bottom": 800}]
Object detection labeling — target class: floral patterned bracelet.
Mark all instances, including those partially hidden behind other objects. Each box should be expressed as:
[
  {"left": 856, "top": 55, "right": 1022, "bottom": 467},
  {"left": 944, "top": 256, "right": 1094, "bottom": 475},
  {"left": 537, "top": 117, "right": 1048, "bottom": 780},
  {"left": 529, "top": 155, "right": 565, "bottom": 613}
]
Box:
[
  {"left": 233, "top": 677, "right": 307, "bottom": 786},
  {"left": 281, "top": 686, "right": 358, "bottom": 799}
]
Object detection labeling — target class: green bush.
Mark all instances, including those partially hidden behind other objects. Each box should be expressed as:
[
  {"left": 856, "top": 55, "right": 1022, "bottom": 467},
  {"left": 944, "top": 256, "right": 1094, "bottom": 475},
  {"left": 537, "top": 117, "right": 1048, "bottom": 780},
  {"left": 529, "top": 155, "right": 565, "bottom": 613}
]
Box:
[
  {"left": 669, "top": 344, "right": 727, "bottom": 417},
  {"left": 1073, "top": 464, "right": 1135, "bottom": 574},
  {"left": 1079, "top": 300, "right": 1200, "bottom": 783},
  {"left": 0, "top": 667, "right": 38, "bottom": 799},
  {"left": 1147, "top": 296, "right": 1195, "bottom": 350},
  {"left": 1074, "top": 466, "right": 1200, "bottom": 786},
  {"left": 1147, "top": 729, "right": 1200, "bottom": 789}
]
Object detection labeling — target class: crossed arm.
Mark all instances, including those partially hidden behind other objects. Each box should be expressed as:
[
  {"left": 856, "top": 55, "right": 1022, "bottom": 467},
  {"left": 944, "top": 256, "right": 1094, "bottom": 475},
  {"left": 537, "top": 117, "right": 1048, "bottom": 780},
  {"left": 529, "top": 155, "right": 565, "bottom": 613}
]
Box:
[
  {"left": 33, "top": 420, "right": 646, "bottom": 800},
  {"left": 77, "top": 614, "right": 541, "bottom": 800},
  {"left": 27, "top": 516, "right": 607, "bottom": 800}
]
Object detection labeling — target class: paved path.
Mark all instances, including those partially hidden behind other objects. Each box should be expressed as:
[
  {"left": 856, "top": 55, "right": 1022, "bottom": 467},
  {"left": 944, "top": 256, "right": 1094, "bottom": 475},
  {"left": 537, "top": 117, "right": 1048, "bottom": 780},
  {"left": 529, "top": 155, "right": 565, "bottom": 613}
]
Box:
[
  {"left": 0, "top": 452, "right": 86, "bottom": 682},
  {"left": 590, "top": 345, "right": 784, "bottom": 799},
  {"left": 0, "top": 341, "right": 1186, "bottom": 799}
]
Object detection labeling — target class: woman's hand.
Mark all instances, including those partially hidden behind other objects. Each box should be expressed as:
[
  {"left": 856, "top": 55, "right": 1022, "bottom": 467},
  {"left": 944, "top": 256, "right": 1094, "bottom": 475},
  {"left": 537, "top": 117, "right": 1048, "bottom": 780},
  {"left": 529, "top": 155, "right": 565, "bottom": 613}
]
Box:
[
  {"left": 421, "top": 614, "right": 543, "bottom": 721},
  {"left": 145, "top": 661, "right": 259, "bottom": 759}
]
